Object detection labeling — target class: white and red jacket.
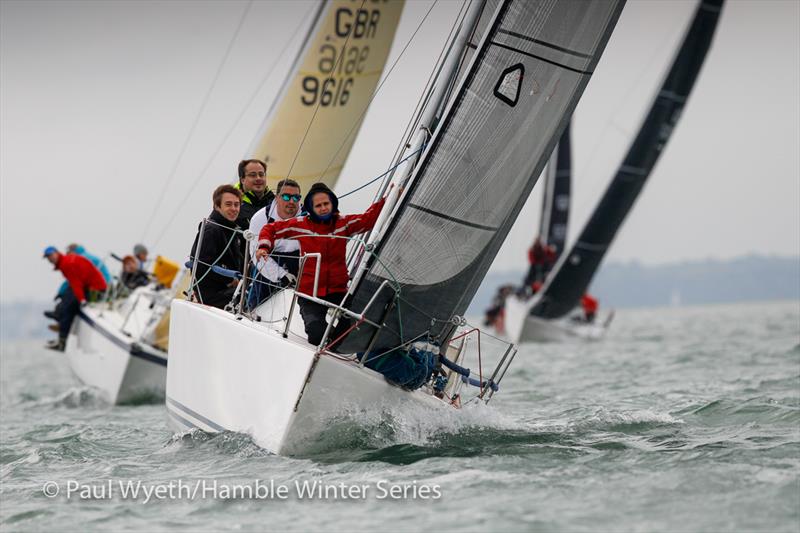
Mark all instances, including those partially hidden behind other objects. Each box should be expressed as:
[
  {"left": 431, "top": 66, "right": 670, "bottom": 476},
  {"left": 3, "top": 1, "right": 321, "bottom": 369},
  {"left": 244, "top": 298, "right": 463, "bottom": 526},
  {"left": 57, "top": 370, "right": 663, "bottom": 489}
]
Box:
[{"left": 257, "top": 197, "right": 385, "bottom": 297}]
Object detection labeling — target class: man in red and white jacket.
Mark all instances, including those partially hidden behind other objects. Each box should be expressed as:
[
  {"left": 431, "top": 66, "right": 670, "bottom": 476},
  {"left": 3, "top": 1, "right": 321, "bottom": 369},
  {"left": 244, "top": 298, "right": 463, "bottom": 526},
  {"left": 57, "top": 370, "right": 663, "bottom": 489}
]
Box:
[
  {"left": 43, "top": 246, "right": 107, "bottom": 351},
  {"left": 256, "top": 182, "right": 386, "bottom": 347}
]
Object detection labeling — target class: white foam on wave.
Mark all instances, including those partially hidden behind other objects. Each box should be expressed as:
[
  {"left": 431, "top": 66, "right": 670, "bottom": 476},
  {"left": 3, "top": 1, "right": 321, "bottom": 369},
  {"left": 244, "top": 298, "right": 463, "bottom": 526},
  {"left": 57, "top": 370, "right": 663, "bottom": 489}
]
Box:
[{"left": 569, "top": 407, "right": 684, "bottom": 431}]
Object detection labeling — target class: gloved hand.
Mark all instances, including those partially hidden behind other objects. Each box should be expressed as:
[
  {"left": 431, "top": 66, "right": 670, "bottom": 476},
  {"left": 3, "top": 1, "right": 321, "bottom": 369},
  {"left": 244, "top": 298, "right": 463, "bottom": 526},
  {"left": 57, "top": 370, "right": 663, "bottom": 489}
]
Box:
[{"left": 280, "top": 272, "right": 297, "bottom": 288}]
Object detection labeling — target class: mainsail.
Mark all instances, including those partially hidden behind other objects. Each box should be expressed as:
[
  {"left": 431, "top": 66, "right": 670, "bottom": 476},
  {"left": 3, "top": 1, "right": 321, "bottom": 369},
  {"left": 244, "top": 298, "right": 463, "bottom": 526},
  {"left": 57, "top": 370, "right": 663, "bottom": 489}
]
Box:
[
  {"left": 539, "top": 123, "right": 571, "bottom": 258},
  {"left": 339, "top": 0, "right": 626, "bottom": 353},
  {"left": 530, "top": 0, "right": 725, "bottom": 320},
  {"left": 246, "top": 0, "right": 404, "bottom": 192}
]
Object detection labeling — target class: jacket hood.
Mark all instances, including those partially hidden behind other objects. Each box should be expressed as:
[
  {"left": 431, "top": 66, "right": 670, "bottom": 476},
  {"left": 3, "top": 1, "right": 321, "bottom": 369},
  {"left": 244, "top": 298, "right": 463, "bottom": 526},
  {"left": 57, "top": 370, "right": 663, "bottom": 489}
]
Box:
[{"left": 304, "top": 183, "right": 339, "bottom": 224}]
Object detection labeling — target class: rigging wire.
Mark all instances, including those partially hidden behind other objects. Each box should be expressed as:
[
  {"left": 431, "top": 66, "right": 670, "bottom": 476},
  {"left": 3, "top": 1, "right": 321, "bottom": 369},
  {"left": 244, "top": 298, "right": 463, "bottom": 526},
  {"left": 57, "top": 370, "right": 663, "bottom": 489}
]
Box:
[
  {"left": 149, "top": 2, "right": 317, "bottom": 250},
  {"left": 282, "top": 0, "right": 367, "bottom": 182},
  {"left": 140, "top": 0, "right": 253, "bottom": 244},
  {"left": 379, "top": 0, "right": 469, "bottom": 201}
]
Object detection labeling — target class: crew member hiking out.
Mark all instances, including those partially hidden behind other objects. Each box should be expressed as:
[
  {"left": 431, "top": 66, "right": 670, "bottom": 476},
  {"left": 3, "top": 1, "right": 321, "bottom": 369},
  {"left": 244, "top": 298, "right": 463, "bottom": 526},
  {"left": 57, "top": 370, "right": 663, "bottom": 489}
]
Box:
[
  {"left": 42, "top": 246, "right": 107, "bottom": 352},
  {"left": 256, "top": 182, "right": 388, "bottom": 347}
]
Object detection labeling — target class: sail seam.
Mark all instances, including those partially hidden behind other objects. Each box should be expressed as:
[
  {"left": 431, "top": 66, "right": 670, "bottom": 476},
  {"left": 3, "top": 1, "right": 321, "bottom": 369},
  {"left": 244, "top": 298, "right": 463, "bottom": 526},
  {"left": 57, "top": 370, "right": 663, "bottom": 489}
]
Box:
[
  {"left": 489, "top": 41, "right": 593, "bottom": 75},
  {"left": 619, "top": 165, "right": 649, "bottom": 176},
  {"left": 575, "top": 241, "right": 608, "bottom": 252},
  {"left": 408, "top": 204, "right": 498, "bottom": 232},
  {"left": 659, "top": 90, "right": 687, "bottom": 103},
  {"left": 497, "top": 30, "right": 592, "bottom": 59}
]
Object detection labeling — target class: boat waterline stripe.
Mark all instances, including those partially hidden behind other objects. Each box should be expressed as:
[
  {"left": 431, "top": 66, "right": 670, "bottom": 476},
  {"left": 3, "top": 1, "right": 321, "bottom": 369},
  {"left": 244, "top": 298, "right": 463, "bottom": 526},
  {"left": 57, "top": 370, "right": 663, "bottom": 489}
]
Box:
[
  {"left": 489, "top": 41, "right": 593, "bottom": 75},
  {"left": 497, "top": 30, "right": 592, "bottom": 59},
  {"left": 77, "top": 311, "right": 167, "bottom": 367},
  {"left": 166, "top": 406, "right": 198, "bottom": 431},
  {"left": 408, "top": 204, "right": 498, "bottom": 232},
  {"left": 166, "top": 396, "right": 226, "bottom": 432}
]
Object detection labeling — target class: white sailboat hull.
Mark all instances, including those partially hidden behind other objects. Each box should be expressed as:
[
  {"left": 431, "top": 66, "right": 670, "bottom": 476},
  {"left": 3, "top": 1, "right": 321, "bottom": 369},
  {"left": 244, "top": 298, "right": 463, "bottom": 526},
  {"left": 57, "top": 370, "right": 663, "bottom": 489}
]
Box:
[
  {"left": 166, "top": 299, "right": 447, "bottom": 455},
  {"left": 65, "top": 289, "right": 168, "bottom": 404},
  {"left": 504, "top": 296, "right": 609, "bottom": 343}
]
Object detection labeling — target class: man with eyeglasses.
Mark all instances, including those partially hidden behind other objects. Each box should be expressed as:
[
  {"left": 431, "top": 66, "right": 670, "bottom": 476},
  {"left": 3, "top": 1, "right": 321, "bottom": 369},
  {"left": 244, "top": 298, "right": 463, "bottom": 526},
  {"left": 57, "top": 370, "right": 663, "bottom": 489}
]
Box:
[
  {"left": 234, "top": 159, "right": 275, "bottom": 228},
  {"left": 246, "top": 179, "right": 303, "bottom": 309}
]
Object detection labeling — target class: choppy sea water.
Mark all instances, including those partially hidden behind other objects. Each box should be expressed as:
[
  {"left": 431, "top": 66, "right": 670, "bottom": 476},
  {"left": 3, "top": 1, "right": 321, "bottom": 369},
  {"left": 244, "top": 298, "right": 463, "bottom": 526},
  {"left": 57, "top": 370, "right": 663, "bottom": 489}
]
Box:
[{"left": 1, "top": 300, "right": 798, "bottom": 532}]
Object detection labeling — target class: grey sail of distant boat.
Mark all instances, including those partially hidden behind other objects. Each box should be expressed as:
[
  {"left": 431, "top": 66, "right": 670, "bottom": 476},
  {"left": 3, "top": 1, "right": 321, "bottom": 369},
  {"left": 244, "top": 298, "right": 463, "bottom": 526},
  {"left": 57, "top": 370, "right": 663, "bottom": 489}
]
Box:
[
  {"left": 339, "top": 0, "right": 626, "bottom": 353},
  {"left": 539, "top": 122, "right": 571, "bottom": 259},
  {"left": 529, "top": 0, "right": 725, "bottom": 320}
]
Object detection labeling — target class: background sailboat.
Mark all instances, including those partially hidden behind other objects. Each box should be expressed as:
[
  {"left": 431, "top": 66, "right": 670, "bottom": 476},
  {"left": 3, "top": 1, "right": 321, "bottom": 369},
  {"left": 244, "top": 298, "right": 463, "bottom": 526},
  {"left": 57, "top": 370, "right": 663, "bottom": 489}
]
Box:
[{"left": 505, "top": 0, "right": 725, "bottom": 343}]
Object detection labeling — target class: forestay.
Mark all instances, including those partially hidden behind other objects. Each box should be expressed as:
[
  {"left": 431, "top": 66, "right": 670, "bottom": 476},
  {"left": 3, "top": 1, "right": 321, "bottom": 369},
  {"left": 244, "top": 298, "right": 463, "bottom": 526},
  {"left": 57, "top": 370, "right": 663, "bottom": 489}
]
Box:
[
  {"left": 339, "top": 0, "right": 626, "bottom": 353},
  {"left": 246, "top": 0, "right": 404, "bottom": 192},
  {"left": 531, "top": 0, "right": 725, "bottom": 320}
]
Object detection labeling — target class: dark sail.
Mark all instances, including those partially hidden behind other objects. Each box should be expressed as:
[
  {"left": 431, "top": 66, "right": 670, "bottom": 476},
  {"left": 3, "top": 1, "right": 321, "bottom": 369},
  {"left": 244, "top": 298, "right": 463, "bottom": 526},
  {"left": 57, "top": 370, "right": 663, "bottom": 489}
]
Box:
[
  {"left": 339, "top": 0, "right": 626, "bottom": 352},
  {"left": 539, "top": 123, "right": 572, "bottom": 259},
  {"left": 531, "top": 0, "right": 725, "bottom": 320}
]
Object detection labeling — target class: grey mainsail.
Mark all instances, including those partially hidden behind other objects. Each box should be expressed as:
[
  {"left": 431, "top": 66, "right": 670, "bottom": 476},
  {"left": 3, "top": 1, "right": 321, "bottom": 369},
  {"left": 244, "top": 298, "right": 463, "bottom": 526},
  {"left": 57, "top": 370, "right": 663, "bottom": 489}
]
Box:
[
  {"left": 340, "top": 0, "right": 626, "bottom": 352},
  {"left": 530, "top": 0, "right": 725, "bottom": 320}
]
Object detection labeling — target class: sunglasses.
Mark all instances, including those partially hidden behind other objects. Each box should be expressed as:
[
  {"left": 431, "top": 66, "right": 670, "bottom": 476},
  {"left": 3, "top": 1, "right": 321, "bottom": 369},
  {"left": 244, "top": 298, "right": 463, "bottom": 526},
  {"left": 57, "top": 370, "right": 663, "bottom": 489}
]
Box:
[{"left": 280, "top": 193, "right": 302, "bottom": 202}]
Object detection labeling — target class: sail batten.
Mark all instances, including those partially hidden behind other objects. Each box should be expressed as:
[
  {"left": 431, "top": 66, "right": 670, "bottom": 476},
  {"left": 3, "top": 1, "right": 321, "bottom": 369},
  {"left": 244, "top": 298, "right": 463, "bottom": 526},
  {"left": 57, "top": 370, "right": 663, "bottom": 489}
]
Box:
[
  {"left": 530, "top": 0, "right": 725, "bottom": 320},
  {"left": 338, "top": 0, "right": 626, "bottom": 353}
]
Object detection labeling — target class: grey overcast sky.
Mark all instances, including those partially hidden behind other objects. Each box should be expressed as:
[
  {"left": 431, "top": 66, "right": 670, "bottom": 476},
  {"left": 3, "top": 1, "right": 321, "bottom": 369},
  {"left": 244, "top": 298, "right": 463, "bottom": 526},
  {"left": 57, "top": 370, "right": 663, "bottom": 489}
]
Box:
[{"left": 1, "top": 0, "right": 798, "bottom": 303}]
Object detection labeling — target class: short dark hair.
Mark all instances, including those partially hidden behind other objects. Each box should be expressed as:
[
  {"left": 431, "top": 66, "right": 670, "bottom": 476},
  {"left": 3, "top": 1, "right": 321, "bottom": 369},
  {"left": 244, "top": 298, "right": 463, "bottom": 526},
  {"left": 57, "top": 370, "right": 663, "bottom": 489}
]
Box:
[
  {"left": 237, "top": 159, "right": 267, "bottom": 180},
  {"left": 276, "top": 178, "right": 301, "bottom": 195},
  {"left": 213, "top": 184, "right": 242, "bottom": 207}
]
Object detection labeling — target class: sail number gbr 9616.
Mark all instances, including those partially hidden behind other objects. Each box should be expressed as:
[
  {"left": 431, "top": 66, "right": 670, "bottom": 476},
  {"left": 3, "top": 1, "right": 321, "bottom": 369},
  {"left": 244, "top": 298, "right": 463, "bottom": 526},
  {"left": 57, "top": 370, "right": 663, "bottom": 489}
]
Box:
[{"left": 301, "top": 5, "right": 383, "bottom": 108}]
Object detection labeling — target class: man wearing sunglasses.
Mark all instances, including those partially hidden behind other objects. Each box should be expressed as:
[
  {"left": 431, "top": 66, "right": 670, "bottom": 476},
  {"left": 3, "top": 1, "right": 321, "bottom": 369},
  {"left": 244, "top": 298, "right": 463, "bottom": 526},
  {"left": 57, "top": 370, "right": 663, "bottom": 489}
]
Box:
[
  {"left": 246, "top": 179, "right": 303, "bottom": 309},
  {"left": 235, "top": 159, "right": 275, "bottom": 228}
]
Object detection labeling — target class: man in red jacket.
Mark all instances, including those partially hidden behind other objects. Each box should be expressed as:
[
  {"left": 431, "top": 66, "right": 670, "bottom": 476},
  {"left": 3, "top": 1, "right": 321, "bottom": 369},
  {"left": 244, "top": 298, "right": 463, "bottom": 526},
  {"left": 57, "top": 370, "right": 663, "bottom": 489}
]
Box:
[
  {"left": 256, "top": 182, "right": 386, "bottom": 347},
  {"left": 43, "top": 246, "right": 107, "bottom": 351}
]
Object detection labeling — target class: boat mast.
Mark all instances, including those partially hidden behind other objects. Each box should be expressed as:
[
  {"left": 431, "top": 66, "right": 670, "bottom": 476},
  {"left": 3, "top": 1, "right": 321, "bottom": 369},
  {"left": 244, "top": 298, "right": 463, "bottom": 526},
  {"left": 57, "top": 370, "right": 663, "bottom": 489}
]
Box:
[{"left": 530, "top": 0, "right": 725, "bottom": 320}]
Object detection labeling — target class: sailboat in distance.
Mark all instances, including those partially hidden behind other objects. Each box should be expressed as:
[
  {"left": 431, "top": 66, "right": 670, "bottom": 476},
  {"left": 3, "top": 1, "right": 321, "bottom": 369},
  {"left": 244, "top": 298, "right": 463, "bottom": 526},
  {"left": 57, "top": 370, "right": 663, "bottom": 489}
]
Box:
[
  {"left": 166, "top": 0, "right": 626, "bottom": 455},
  {"left": 61, "top": 0, "right": 404, "bottom": 404},
  {"left": 505, "top": 0, "right": 725, "bottom": 343}
]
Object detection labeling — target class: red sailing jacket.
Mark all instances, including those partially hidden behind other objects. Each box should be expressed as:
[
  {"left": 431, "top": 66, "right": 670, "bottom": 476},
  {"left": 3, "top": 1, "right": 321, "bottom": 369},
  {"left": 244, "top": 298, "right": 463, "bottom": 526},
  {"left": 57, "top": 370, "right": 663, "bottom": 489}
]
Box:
[
  {"left": 57, "top": 253, "right": 107, "bottom": 302},
  {"left": 257, "top": 198, "right": 385, "bottom": 297},
  {"left": 581, "top": 294, "right": 599, "bottom": 315},
  {"left": 528, "top": 242, "right": 556, "bottom": 266}
]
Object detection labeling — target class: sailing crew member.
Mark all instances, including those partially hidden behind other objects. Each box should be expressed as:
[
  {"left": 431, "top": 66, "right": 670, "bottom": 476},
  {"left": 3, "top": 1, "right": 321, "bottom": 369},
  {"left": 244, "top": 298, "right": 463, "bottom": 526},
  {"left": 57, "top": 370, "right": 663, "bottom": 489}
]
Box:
[
  {"left": 66, "top": 244, "right": 113, "bottom": 285},
  {"left": 484, "top": 284, "right": 515, "bottom": 334},
  {"left": 189, "top": 185, "right": 245, "bottom": 310},
  {"left": 246, "top": 179, "right": 302, "bottom": 309},
  {"left": 119, "top": 255, "right": 151, "bottom": 292},
  {"left": 580, "top": 293, "right": 598, "bottom": 323},
  {"left": 133, "top": 243, "right": 149, "bottom": 271},
  {"left": 42, "top": 246, "right": 108, "bottom": 352},
  {"left": 235, "top": 159, "right": 275, "bottom": 228},
  {"left": 44, "top": 243, "right": 112, "bottom": 323},
  {"left": 524, "top": 236, "right": 556, "bottom": 290},
  {"left": 255, "top": 182, "right": 387, "bottom": 347}
]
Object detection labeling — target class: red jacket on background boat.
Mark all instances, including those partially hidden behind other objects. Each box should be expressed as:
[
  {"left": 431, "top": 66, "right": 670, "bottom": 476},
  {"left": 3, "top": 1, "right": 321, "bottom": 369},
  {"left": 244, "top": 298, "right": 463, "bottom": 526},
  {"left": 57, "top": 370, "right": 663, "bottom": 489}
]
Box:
[
  {"left": 257, "top": 197, "right": 386, "bottom": 297},
  {"left": 56, "top": 253, "right": 107, "bottom": 302}
]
